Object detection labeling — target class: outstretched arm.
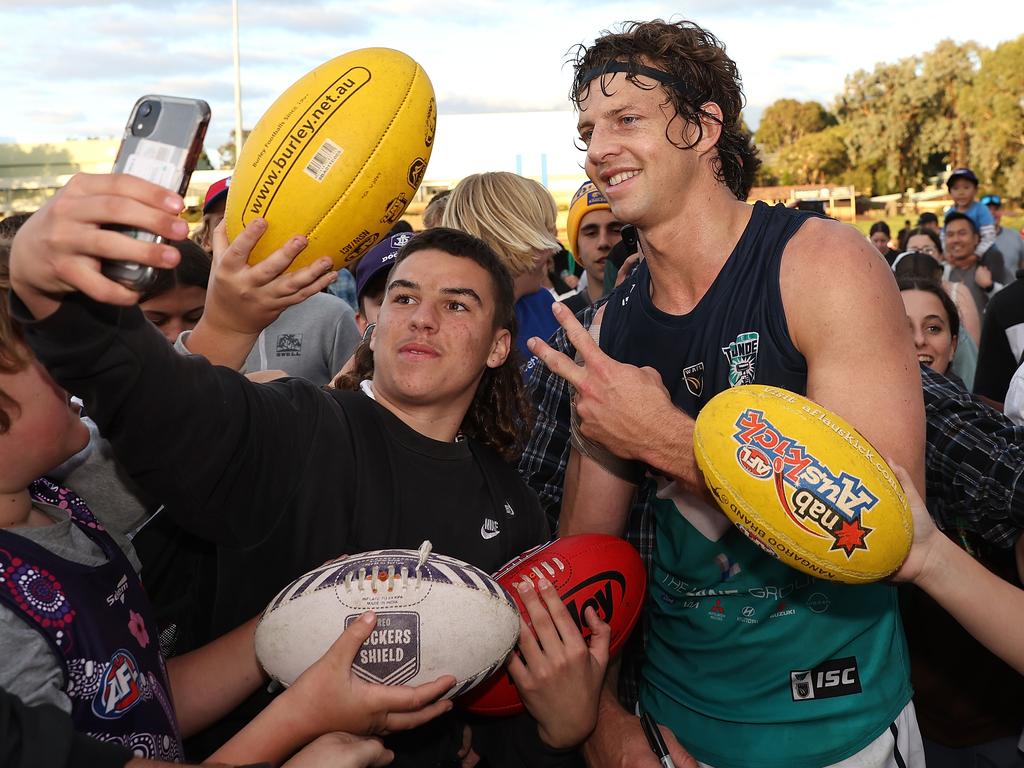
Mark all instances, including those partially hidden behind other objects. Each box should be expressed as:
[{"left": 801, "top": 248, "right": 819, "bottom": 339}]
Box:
[
  {"left": 210, "top": 611, "right": 454, "bottom": 766},
  {"left": 165, "top": 617, "right": 264, "bottom": 738},
  {"left": 892, "top": 465, "right": 1024, "bottom": 675},
  {"left": 8, "top": 173, "right": 351, "bottom": 546},
  {"left": 10, "top": 173, "right": 187, "bottom": 319}
]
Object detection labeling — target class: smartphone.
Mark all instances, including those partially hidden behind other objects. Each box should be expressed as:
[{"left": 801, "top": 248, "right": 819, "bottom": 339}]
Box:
[{"left": 102, "top": 95, "right": 211, "bottom": 292}]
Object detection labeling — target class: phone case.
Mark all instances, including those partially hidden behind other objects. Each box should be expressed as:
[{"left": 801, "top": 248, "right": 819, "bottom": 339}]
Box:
[{"left": 103, "top": 95, "right": 210, "bottom": 290}]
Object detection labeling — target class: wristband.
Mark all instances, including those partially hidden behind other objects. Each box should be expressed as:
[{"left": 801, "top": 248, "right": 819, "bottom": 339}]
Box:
[{"left": 568, "top": 321, "right": 643, "bottom": 484}]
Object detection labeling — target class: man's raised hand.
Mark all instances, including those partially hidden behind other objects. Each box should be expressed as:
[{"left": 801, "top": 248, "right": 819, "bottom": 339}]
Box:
[{"left": 526, "top": 302, "right": 675, "bottom": 463}]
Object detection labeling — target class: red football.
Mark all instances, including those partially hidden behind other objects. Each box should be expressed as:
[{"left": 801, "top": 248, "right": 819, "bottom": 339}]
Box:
[{"left": 459, "top": 533, "right": 646, "bottom": 716}]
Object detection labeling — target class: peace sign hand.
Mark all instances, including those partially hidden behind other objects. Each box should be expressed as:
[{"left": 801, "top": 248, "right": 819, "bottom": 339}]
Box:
[{"left": 526, "top": 302, "right": 675, "bottom": 464}]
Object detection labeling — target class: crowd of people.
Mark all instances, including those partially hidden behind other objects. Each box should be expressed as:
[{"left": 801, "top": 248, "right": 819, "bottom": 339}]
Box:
[
  {"left": 872, "top": 175, "right": 1024, "bottom": 399},
  {"left": 3, "top": 16, "right": 1024, "bottom": 768}
]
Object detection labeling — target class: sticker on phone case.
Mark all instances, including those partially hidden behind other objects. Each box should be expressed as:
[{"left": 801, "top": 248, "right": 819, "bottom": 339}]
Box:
[{"left": 123, "top": 138, "right": 186, "bottom": 190}]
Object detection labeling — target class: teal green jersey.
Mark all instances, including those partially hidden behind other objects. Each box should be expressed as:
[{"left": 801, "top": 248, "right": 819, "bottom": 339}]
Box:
[{"left": 640, "top": 486, "right": 912, "bottom": 768}]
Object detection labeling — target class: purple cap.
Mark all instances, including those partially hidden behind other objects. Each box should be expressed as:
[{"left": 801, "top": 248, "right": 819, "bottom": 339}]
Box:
[
  {"left": 355, "top": 231, "right": 415, "bottom": 300},
  {"left": 946, "top": 168, "right": 978, "bottom": 188}
]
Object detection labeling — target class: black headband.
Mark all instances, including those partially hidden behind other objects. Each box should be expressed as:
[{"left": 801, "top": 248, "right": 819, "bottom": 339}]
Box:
[{"left": 578, "top": 62, "right": 697, "bottom": 101}]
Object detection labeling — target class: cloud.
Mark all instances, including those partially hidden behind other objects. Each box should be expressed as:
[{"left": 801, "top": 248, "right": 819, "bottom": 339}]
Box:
[
  {"left": 29, "top": 44, "right": 224, "bottom": 80},
  {"left": 5, "top": 0, "right": 1023, "bottom": 151},
  {"left": 439, "top": 95, "right": 569, "bottom": 114},
  {"left": 23, "top": 109, "right": 89, "bottom": 126},
  {"left": 773, "top": 53, "right": 833, "bottom": 65}
]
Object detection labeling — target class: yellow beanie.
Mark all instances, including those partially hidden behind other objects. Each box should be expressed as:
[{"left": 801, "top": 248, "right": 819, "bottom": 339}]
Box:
[{"left": 566, "top": 181, "right": 610, "bottom": 256}]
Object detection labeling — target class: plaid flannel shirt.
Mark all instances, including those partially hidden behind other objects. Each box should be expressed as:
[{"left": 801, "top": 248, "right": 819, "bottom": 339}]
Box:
[
  {"left": 518, "top": 302, "right": 653, "bottom": 710},
  {"left": 921, "top": 364, "right": 1024, "bottom": 547}
]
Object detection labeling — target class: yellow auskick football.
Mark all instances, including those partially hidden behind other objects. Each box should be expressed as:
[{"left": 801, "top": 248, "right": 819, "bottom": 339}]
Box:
[
  {"left": 225, "top": 47, "right": 435, "bottom": 271},
  {"left": 693, "top": 385, "right": 913, "bottom": 584}
]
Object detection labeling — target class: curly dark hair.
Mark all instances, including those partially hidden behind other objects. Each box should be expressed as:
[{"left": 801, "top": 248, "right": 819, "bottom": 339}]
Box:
[
  {"left": 334, "top": 228, "right": 534, "bottom": 461},
  {"left": 139, "top": 239, "right": 211, "bottom": 304},
  {"left": 569, "top": 19, "right": 760, "bottom": 201}
]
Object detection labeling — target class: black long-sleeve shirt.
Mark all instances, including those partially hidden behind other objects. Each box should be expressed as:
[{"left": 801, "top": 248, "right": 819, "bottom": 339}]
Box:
[{"left": 17, "top": 293, "right": 576, "bottom": 768}]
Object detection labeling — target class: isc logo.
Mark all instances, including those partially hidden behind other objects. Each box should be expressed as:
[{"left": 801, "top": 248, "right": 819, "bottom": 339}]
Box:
[
  {"left": 790, "top": 656, "right": 862, "bottom": 701},
  {"left": 737, "top": 445, "right": 772, "bottom": 479}
]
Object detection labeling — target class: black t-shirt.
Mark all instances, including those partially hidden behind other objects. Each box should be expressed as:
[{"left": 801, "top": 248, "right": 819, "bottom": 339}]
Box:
[
  {"left": 19, "top": 294, "right": 566, "bottom": 768},
  {"left": 0, "top": 686, "right": 131, "bottom": 768},
  {"left": 974, "top": 279, "right": 1024, "bottom": 402}
]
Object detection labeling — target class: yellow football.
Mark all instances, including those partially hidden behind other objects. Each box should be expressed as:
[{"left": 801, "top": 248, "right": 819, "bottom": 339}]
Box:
[
  {"left": 225, "top": 47, "right": 435, "bottom": 271},
  {"left": 693, "top": 385, "right": 912, "bottom": 584}
]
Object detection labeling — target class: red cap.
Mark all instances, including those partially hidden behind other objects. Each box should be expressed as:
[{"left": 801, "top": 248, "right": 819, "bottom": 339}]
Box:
[{"left": 203, "top": 177, "right": 231, "bottom": 213}]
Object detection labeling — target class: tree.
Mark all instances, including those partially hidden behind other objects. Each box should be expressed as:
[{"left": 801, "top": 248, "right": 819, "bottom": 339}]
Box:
[
  {"left": 915, "top": 39, "right": 981, "bottom": 172},
  {"left": 834, "top": 40, "right": 980, "bottom": 195},
  {"left": 961, "top": 35, "right": 1024, "bottom": 197},
  {"left": 754, "top": 99, "right": 835, "bottom": 154},
  {"left": 772, "top": 125, "right": 849, "bottom": 186},
  {"left": 217, "top": 129, "right": 251, "bottom": 170},
  {"left": 197, "top": 149, "right": 214, "bottom": 171}
]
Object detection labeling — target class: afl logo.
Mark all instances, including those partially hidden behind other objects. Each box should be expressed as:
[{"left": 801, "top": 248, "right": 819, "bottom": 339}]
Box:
[
  {"left": 424, "top": 98, "right": 437, "bottom": 147},
  {"left": 407, "top": 157, "right": 427, "bottom": 189},
  {"left": 737, "top": 445, "right": 772, "bottom": 479},
  {"left": 92, "top": 649, "right": 143, "bottom": 719}
]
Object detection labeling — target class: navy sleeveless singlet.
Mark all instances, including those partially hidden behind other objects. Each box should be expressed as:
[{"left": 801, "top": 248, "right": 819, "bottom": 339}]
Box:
[{"left": 598, "top": 201, "right": 911, "bottom": 768}]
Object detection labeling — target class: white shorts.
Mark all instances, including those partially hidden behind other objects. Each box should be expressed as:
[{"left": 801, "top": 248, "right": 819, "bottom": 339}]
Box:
[{"left": 697, "top": 700, "right": 924, "bottom": 768}]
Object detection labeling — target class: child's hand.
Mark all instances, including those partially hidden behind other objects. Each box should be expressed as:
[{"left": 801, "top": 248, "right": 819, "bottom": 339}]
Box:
[
  {"left": 507, "top": 577, "right": 611, "bottom": 749},
  {"left": 9, "top": 173, "right": 188, "bottom": 317},
  {"left": 285, "top": 611, "right": 455, "bottom": 739},
  {"left": 282, "top": 732, "right": 393, "bottom": 768},
  {"left": 890, "top": 462, "right": 940, "bottom": 584},
  {"left": 202, "top": 219, "right": 337, "bottom": 337},
  {"left": 974, "top": 264, "right": 993, "bottom": 290}
]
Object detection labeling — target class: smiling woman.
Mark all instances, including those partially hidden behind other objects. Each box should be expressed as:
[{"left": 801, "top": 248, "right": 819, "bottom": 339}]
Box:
[{"left": 897, "top": 277, "right": 960, "bottom": 379}]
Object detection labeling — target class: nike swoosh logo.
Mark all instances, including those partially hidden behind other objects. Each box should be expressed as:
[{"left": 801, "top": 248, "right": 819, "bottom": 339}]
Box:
[{"left": 480, "top": 523, "right": 500, "bottom": 540}]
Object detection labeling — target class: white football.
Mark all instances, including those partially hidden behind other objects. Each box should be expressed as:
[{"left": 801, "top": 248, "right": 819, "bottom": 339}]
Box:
[{"left": 254, "top": 542, "right": 520, "bottom": 698}]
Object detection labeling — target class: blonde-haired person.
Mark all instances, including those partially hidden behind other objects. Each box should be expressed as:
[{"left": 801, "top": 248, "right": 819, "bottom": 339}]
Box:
[{"left": 443, "top": 172, "right": 562, "bottom": 360}]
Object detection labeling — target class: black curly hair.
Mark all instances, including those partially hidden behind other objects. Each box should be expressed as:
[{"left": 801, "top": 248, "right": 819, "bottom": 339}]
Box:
[
  {"left": 570, "top": 19, "right": 760, "bottom": 200},
  {"left": 334, "top": 228, "right": 534, "bottom": 461}
]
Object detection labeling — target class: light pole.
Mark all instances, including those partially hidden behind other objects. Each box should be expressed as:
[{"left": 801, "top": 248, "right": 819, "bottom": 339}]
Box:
[{"left": 232, "top": 0, "right": 244, "bottom": 165}]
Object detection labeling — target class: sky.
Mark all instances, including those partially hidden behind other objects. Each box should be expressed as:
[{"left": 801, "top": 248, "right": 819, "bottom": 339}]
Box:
[{"left": 4, "top": 0, "right": 1022, "bottom": 171}]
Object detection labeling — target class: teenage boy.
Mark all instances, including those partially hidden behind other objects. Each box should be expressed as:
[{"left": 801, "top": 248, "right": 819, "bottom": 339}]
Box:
[
  {"left": 10, "top": 173, "right": 607, "bottom": 766},
  {"left": 562, "top": 181, "right": 624, "bottom": 315}
]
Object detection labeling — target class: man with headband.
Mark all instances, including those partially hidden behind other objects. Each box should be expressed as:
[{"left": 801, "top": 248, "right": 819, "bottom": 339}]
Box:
[{"left": 526, "top": 19, "right": 926, "bottom": 768}]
